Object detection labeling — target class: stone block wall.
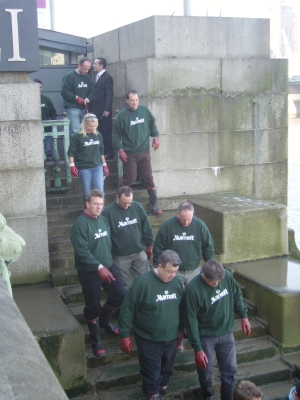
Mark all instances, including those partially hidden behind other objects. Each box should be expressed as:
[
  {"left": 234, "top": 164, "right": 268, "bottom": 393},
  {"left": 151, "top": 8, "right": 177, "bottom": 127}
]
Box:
[
  {"left": 0, "top": 73, "right": 49, "bottom": 285},
  {"left": 90, "top": 16, "right": 288, "bottom": 204}
]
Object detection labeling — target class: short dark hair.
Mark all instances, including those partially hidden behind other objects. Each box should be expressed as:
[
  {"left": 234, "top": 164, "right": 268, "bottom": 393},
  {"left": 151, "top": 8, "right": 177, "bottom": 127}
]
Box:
[
  {"left": 202, "top": 260, "right": 225, "bottom": 281},
  {"left": 233, "top": 381, "right": 262, "bottom": 400},
  {"left": 117, "top": 186, "right": 133, "bottom": 198},
  {"left": 33, "top": 79, "right": 42, "bottom": 84},
  {"left": 158, "top": 250, "right": 182, "bottom": 268},
  {"left": 78, "top": 57, "right": 91, "bottom": 65},
  {"left": 95, "top": 57, "right": 107, "bottom": 68},
  {"left": 178, "top": 201, "right": 194, "bottom": 212},
  {"left": 86, "top": 189, "right": 103, "bottom": 203},
  {"left": 126, "top": 90, "right": 139, "bottom": 100}
]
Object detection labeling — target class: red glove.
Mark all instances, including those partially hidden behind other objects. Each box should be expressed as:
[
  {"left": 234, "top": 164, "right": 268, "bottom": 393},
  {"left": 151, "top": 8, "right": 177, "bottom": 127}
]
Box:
[
  {"left": 177, "top": 331, "right": 183, "bottom": 348},
  {"left": 103, "top": 164, "right": 109, "bottom": 177},
  {"left": 241, "top": 318, "right": 251, "bottom": 337},
  {"left": 97, "top": 267, "right": 115, "bottom": 283},
  {"left": 152, "top": 137, "right": 160, "bottom": 150},
  {"left": 145, "top": 246, "right": 153, "bottom": 260},
  {"left": 119, "top": 149, "right": 127, "bottom": 163},
  {"left": 195, "top": 350, "right": 208, "bottom": 370},
  {"left": 120, "top": 337, "right": 133, "bottom": 355},
  {"left": 70, "top": 165, "right": 78, "bottom": 177},
  {"left": 75, "top": 96, "right": 85, "bottom": 105}
]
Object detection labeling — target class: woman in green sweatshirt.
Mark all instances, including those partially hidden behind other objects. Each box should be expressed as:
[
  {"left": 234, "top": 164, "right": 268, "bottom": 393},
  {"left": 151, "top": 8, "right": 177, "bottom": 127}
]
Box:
[{"left": 67, "top": 113, "right": 109, "bottom": 203}]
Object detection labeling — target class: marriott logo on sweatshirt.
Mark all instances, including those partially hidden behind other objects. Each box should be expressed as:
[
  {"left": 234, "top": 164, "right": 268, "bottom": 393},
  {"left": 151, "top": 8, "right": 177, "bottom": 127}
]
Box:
[
  {"left": 78, "top": 82, "right": 88, "bottom": 88},
  {"left": 211, "top": 288, "right": 228, "bottom": 305},
  {"left": 173, "top": 232, "right": 194, "bottom": 241},
  {"left": 156, "top": 290, "right": 177, "bottom": 302},
  {"left": 94, "top": 229, "right": 108, "bottom": 239},
  {"left": 118, "top": 217, "right": 138, "bottom": 228},
  {"left": 84, "top": 139, "right": 99, "bottom": 147},
  {"left": 130, "top": 117, "right": 144, "bottom": 126}
]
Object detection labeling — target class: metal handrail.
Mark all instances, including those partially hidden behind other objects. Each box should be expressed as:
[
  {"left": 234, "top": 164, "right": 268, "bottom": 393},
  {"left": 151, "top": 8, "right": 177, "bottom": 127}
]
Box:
[{"left": 42, "top": 118, "right": 72, "bottom": 192}]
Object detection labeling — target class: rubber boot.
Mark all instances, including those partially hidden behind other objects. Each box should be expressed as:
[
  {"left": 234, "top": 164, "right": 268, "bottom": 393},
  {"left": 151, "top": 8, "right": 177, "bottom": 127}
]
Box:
[
  {"left": 147, "top": 189, "right": 163, "bottom": 216},
  {"left": 220, "top": 382, "right": 234, "bottom": 400},
  {"left": 199, "top": 379, "right": 213, "bottom": 400},
  {"left": 99, "top": 303, "right": 119, "bottom": 335},
  {"left": 86, "top": 318, "right": 105, "bottom": 358}
]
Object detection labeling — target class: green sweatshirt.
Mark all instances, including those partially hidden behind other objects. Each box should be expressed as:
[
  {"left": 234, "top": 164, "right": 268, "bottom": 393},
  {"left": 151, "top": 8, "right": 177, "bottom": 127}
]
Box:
[
  {"left": 153, "top": 216, "right": 214, "bottom": 271},
  {"left": 184, "top": 269, "right": 248, "bottom": 352},
  {"left": 61, "top": 70, "right": 94, "bottom": 108},
  {"left": 67, "top": 132, "right": 104, "bottom": 169},
  {"left": 102, "top": 201, "right": 153, "bottom": 256},
  {"left": 70, "top": 212, "right": 113, "bottom": 271},
  {"left": 112, "top": 105, "right": 159, "bottom": 154},
  {"left": 118, "top": 269, "right": 184, "bottom": 341},
  {"left": 41, "top": 94, "right": 57, "bottom": 133}
]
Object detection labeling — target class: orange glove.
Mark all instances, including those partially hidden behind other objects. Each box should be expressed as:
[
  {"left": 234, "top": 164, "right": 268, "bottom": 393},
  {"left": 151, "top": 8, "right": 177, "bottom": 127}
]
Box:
[
  {"left": 119, "top": 149, "right": 127, "bottom": 163},
  {"left": 75, "top": 96, "right": 85, "bottom": 105},
  {"left": 195, "top": 350, "right": 208, "bottom": 370},
  {"left": 103, "top": 163, "right": 109, "bottom": 177},
  {"left": 241, "top": 318, "right": 251, "bottom": 337},
  {"left": 97, "top": 266, "right": 115, "bottom": 283},
  {"left": 152, "top": 138, "right": 160, "bottom": 150},
  {"left": 120, "top": 337, "right": 132, "bottom": 354},
  {"left": 145, "top": 246, "right": 153, "bottom": 259},
  {"left": 70, "top": 165, "right": 78, "bottom": 177}
]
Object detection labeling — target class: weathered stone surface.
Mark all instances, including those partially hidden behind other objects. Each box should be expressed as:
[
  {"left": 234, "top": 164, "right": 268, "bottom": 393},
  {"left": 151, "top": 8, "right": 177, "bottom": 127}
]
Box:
[
  {"left": 0, "top": 281, "right": 69, "bottom": 399},
  {"left": 13, "top": 283, "right": 86, "bottom": 391}
]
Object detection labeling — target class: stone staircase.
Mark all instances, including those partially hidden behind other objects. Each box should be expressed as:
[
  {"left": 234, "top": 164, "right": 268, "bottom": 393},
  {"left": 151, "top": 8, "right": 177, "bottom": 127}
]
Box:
[{"left": 41, "top": 158, "right": 300, "bottom": 398}]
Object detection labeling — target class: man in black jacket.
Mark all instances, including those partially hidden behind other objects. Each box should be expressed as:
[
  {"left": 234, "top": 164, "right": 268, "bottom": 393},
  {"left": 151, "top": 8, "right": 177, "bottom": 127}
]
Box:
[{"left": 91, "top": 57, "right": 114, "bottom": 159}]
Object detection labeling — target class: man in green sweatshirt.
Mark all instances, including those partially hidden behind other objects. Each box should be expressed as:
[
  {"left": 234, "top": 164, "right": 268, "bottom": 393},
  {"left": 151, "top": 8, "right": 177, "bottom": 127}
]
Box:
[
  {"left": 61, "top": 57, "right": 94, "bottom": 136},
  {"left": 153, "top": 201, "right": 214, "bottom": 286},
  {"left": 118, "top": 250, "right": 184, "bottom": 400},
  {"left": 102, "top": 186, "right": 153, "bottom": 292},
  {"left": 185, "top": 260, "right": 252, "bottom": 400},
  {"left": 112, "top": 90, "right": 162, "bottom": 215},
  {"left": 70, "top": 189, "right": 126, "bottom": 358}
]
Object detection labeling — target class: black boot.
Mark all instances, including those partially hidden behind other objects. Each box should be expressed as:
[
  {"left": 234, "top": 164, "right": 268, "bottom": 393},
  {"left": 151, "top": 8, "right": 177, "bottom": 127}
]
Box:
[
  {"left": 147, "top": 189, "right": 163, "bottom": 216},
  {"left": 86, "top": 318, "right": 105, "bottom": 358},
  {"left": 99, "top": 303, "right": 119, "bottom": 335},
  {"left": 220, "top": 382, "right": 234, "bottom": 400},
  {"left": 199, "top": 379, "right": 213, "bottom": 400}
]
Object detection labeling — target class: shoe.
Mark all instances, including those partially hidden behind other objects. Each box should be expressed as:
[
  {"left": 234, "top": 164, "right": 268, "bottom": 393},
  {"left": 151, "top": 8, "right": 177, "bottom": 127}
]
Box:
[
  {"left": 46, "top": 156, "right": 53, "bottom": 162},
  {"left": 159, "top": 386, "right": 167, "bottom": 396},
  {"left": 145, "top": 395, "right": 164, "bottom": 400},
  {"left": 177, "top": 339, "right": 184, "bottom": 351}
]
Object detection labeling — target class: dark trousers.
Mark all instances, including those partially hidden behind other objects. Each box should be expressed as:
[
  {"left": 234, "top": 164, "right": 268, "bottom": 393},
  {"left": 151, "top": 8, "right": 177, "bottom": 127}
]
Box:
[
  {"left": 134, "top": 333, "right": 177, "bottom": 397},
  {"left": 78, "top": 265, "right": 126, "bottom": 321},
  {"left": 98, "top": 116, "right": 113, "bottom": 155},
  {"left": 122, "top": 153, "right": 155, "bottom": 188}
]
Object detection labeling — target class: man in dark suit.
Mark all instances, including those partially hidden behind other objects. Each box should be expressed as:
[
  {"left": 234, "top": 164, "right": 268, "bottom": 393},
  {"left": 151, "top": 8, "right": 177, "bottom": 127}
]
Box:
[{"left": 91, "top": 57, "right": 114, "bottom": 159}]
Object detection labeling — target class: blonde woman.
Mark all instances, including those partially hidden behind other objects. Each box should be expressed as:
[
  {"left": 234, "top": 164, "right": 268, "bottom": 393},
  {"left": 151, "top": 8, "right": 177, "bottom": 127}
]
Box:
[{"left": 68, "top": 114, "right": 109, "bottom": 203}]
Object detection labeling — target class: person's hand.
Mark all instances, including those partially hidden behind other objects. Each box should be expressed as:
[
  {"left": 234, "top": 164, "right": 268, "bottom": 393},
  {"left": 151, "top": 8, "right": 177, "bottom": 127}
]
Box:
[
  {"left": 145, "top": 246, "right": 153, "bottom": 259},
  {"left": 152, "top": 138, "right": 160, "bottom": 150},
  {"left": 119, "top": 149, "right": 127, "bottom": 163},
  {"left": 103, "top": 163, "right": 109, "bottom": 177},
  {"left": 195, "top": 350, "right": 208, "bottom": 369},
  {"left": 84, "top": 98, "right": 90, "bottom": 104},
  {"left": 177, "top": 331, "right": 183, "bottom": 347},
  {"left": 120, "top": 337, "right": 133, "bottom": 354},
  {"left": 103, "top": 111, "right": 110, "bottom": 117},
  {"left": 97, "top": 267, "right": 115, "bottom": 283},
  {"left": 69, "top": 165, "right": 78, "bottom": 177},
  {"left": 75, "top": 96, "right": 85, "bottom": 105},
  {"left": 241, "top": 318, "right": 251, "bottom": 337}
]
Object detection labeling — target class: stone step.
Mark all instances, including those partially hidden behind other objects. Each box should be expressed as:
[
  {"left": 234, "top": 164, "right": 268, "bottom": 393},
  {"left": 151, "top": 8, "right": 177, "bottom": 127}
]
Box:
[
  {"left": 49, "top": 235, "right": 73, "bottom": 253},
  {"left": 50, "top": 267, "right": 78, "bottom": 287},
  {"left": 72, "top": 355, "right": 291, "bottom": 399},
  {"left": 49, "top": 250, "right": 74, "bottom": 270}
]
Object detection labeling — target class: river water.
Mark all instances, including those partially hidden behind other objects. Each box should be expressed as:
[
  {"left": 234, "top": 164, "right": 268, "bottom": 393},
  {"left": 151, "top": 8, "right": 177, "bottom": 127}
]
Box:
[{"left": 288, "top": 116, "right": 300, "bottom": 249}]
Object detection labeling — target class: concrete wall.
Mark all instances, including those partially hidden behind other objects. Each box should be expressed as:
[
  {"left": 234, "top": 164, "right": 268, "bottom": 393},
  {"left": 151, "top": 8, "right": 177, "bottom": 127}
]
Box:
[
  {"left": 90, "top": 16, "right": 288, "bottom": 205},
  {"left": 0, "top": 73, "right": 49, "bottom": 285}
]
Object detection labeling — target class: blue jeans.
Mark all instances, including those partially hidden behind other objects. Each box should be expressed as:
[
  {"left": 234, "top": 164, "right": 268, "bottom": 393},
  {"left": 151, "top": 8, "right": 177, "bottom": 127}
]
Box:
[
  {"left": 78, "top": 265, "right": 126, "bottom": 321},
  {"left": 78, "top": 164, "right": 104, "bottom": 199},
  {"left": 44, "top": 136, "right": 52, "bottom": 157},
  {"left": 197, "top": 332, "right": 237, "bottom": 397},
  {"left": 134, "top": 333, "right": 178, "bottom": 398},
  {"left": 66, "top": 107, "right": 85, "bottom": 136}
]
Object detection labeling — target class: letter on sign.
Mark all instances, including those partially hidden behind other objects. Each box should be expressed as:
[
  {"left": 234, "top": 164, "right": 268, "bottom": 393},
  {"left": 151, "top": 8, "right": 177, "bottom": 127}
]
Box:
[{"left": 5, "top": 9, "right": 26, "bottom": 61}]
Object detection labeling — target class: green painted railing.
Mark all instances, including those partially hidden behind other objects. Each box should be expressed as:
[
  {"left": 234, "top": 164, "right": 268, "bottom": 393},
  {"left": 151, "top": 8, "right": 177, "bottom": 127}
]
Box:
[{"left": 42, "top": 118, "right": 72, "bottom": 192}]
